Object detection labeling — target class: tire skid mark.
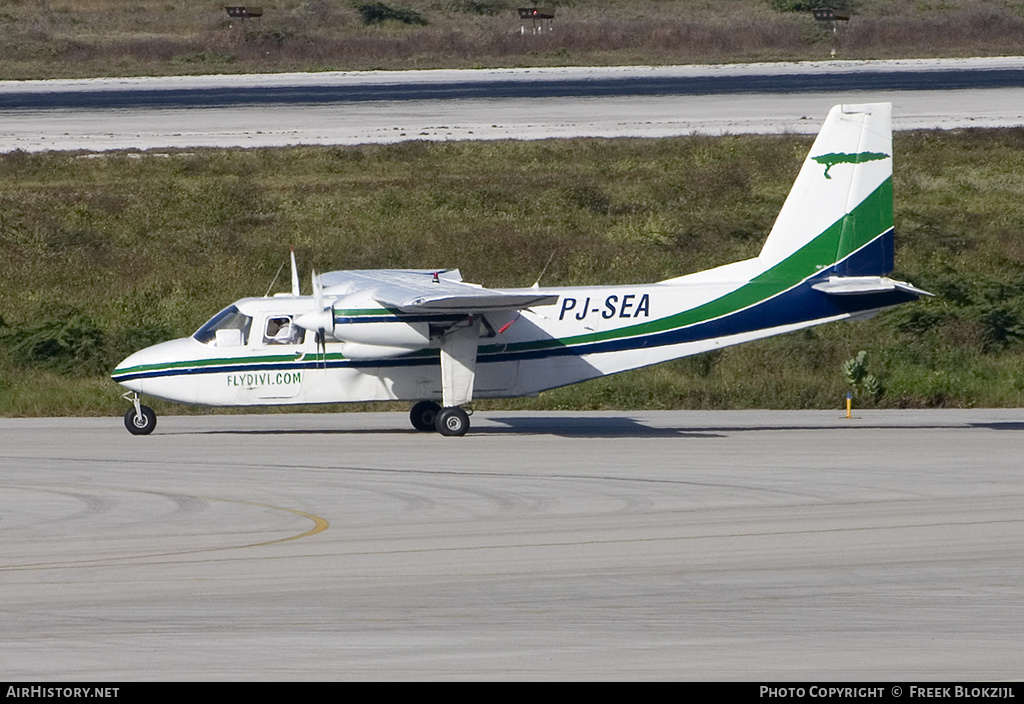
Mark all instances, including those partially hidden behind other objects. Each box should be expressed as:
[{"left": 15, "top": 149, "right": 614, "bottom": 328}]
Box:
[{"left": 0, "top": 484, "right": 329, "bottom": 572}]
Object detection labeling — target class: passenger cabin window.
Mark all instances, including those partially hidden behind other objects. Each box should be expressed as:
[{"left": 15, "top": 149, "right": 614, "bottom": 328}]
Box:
[
  {"left": 193, "top": 305, "right": 253, "bottom": 346},
  {"left": 263, "top": 316, "right": 304, "bottom": 345}
]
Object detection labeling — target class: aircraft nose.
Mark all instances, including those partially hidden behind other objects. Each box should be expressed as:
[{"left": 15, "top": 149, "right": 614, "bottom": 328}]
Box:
[
  {"left": 111, "top": 337, "right": 191, "bottom": 393},
  {"left": 112, "top": 348, "right": 150, "bottom": 393},
  {"left": 111, "top": 337, "right": 205, "bottom": 405}
]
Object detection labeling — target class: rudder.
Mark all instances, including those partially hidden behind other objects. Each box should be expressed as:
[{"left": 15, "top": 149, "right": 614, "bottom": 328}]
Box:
[{"left": 758, "top": 103, "right": 894, "bottom": 277}]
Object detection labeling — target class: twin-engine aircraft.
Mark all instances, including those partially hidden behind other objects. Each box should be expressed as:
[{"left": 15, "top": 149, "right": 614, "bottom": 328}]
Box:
[{"left": 113, "top": 103, "right": 927, "bottom": 436}]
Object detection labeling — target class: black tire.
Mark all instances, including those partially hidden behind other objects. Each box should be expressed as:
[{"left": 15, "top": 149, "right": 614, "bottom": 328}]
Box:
[
  {"left": 410, "top": 400, "right": 442, "bottom": 432},
  {"left": 435, "top": 406, "right": 470, "bottom": 437},
  {"left": 124, "top": 405, "right": 157, "bottom": 435}
]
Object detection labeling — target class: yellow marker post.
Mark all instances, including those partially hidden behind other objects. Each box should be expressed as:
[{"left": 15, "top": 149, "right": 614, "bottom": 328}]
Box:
[{"left": 846, "top": 392, "right": 852, "bottom": 419}]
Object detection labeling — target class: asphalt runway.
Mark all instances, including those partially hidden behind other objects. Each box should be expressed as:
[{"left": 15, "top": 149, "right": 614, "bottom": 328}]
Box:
[
  {"left": 6, "top": 61, "right": 1024, "bottom": 110},
  {"left": 2, "top": 409, "right": 1022, "bottom": 680},
  {"left": 3, "top": 58, "right": 1024, "bottom": 152}
]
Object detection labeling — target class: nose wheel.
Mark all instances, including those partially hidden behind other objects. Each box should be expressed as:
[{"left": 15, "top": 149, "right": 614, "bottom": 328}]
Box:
[{"left": 123, "top": 393, "right": 157, "bottom": 435}]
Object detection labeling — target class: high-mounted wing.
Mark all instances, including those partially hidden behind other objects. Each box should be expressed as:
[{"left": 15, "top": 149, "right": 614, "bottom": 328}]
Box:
[
  {"left": 318, "top": 269, "right": 558, "bottom": 425},
  {"left": 320, "top": 269, "right": 559, "bottom": 312}
]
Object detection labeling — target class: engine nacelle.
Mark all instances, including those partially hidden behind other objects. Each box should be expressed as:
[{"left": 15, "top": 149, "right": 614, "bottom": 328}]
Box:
[
  {"left": 333, "top": 320, "right": 430, "bottom": 347},
  {"left": 339, "top": 342, "right": 425, "bottom": 360},
  {"left": 329, "top": 292, "right": 430, "bottom": 350}
]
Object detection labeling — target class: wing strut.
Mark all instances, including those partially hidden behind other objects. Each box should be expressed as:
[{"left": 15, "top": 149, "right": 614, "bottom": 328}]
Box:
[
  {"left": 435, "top": 317, "right": 480, "bottom": 436},
  {"left": 440, "top": 317, "right": 479, "bottom": 408}
]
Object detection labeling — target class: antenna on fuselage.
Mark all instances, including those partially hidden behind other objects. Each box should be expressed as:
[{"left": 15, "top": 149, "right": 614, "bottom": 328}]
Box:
[
  {"left": 265, "top": 262, "right": 286, "bottom": 297},
  {"left": 264, "top": 248, "right": 302, "bottom": 297},
  {"left": 532, "top": 250, "right": 558, "bottom": 289}
]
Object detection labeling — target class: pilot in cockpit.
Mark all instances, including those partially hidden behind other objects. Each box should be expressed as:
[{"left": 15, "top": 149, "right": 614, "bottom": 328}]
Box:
[{"left": 264, "top": 316, "right": 301, "bottom": 345}]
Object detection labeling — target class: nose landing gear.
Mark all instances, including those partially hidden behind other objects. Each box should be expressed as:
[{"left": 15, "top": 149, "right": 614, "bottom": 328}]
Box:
[{"left": 123, "top": 392, "right": 157, "bottom": 435}]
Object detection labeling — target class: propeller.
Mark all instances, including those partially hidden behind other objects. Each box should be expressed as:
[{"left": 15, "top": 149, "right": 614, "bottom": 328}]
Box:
[
  {"left": 295, "top": 270, "right": 332, "bottom": 367},
  {"left": 312, "top": 270, "right": 327, "bottom": 367}
]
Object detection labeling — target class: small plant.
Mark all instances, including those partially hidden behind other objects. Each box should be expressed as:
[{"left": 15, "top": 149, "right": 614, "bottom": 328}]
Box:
[{"left": 842, "top": 350, "right": 884, "bottom": 401}]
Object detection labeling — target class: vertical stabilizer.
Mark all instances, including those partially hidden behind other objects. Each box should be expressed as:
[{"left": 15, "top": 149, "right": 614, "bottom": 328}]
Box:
[{"left": 758, "top": 103, "right": 893, "bottom": 277}]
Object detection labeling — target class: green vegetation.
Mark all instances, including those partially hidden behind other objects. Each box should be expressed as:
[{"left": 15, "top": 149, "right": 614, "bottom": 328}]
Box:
[
  {"left": 842, "top": 350, "right": 884, "bottom": 402},
  {"left": 767, "top": 0, "right": 832, "bottom": 10},
  {"left": 0, "top": 1, "right": 1022, "bottom": 79},
  {"left": 356, "top": 2, "right": 428, "bottom": 25},
  {"left": 3, "top": 128, "right": 1024, "bottom": 416}
]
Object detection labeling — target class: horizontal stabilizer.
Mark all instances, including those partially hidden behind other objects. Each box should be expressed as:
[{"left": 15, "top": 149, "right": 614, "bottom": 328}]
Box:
[{"left": 812, "top": 276, "right": 932, "bottom": 298}]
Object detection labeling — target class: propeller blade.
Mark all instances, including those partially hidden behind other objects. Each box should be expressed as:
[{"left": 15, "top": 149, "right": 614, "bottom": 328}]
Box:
[
  {"left": 294, "top": 270, "right": 333, "bottom": 335},
  {"left": 290, "top": 248, "right": 300, "bottom": 297},
  {"left": 312, "top": 269, "right": 324, "bottom": 311}
]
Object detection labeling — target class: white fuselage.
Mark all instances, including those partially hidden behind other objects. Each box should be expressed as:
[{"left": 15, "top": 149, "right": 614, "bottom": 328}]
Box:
[
  {"left": 113, "top": 104, "right": 922, "bottom": 412},
  {"left": 112, "top": 257, "right": 855, "bottom": 408}
]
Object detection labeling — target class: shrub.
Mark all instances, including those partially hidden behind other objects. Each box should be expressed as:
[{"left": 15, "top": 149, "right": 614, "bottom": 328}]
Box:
[
  {"left": 356, "top": 3, "right": 428, "bottom": 25},
  {"left": 767, "top": 0, "right": 840, "bottom": 11},
  {"left": 842, "top": 350, "right": 884, "bottom": 401},
  {"left": 0, "top": 309, "right": 108, "bottom": 376}
]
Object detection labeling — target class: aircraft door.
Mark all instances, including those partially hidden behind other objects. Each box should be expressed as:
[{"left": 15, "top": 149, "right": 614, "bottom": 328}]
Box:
[
  {"left": 474, "top": 315, "right": 520, "bottom": 395},
  {"left": 474, "top": 359, "right": 519, "bottom": 396}
]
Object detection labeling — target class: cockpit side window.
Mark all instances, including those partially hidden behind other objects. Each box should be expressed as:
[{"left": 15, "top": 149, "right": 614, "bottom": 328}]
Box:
[
  {"left": 193, "top": 305, "right": 253, "bottom": 346},
  {"left": 263, "top": 316, "right": 305, "bottom": 345}
]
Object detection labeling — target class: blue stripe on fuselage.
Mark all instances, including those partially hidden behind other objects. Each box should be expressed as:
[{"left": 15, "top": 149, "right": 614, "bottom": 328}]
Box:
[{"left": 115, "top": 231, "right": 909, "bottom": 383}]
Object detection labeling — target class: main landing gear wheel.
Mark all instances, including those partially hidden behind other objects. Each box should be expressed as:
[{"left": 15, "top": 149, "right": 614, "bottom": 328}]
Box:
[
  {"left": 435, "top": 406, "right": 470, "bottom": 437},
  {"left": 124, "top": 405, "right": 157, "bottom": 435},
  {"left": 410, "top": 400, "right": 441, "bottom": 432}
]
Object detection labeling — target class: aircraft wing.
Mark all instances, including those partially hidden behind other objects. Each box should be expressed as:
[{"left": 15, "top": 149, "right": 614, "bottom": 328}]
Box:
[{"left": 320, "top": 269, "right": 559, "bottom": 312}]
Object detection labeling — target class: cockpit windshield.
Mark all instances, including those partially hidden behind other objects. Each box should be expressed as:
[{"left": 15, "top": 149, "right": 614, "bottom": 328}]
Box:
[{"left": 193, "top": 305, "right": 253, "bottom": 346}]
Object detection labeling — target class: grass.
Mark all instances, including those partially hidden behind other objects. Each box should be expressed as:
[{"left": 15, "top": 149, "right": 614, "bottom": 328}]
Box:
[
  {"left": 3, "top": 128, "right": 1024, "bottom": 415},
  {"left": 0, "top": 1, "right": 1023, "bottom": 79}
]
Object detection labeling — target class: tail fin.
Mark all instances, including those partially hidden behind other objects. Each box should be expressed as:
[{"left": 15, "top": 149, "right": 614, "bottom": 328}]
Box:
[{"left": 758, "top": 103, "right": 893, "bottom": 278}]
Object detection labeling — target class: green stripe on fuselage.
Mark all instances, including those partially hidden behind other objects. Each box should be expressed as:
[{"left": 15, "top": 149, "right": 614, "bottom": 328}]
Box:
[
  {"left": 115, "top": 178, "right": 892, "bottom": 374},
  {"left": 481, "top": 177, "right": 893, "bottom": 355},
  {"left": 112, "top": 352, "right": 306, "bottom": 377},
  {"left": 333, "top": 307, "right": 403, "bottom": 317}
]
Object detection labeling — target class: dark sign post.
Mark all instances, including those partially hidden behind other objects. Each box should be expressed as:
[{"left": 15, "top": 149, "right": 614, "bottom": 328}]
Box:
[
  {"left": 225, "top": 6, "right": 264, "bottom": 21},
  {"left": 518, "top": 7, "right": 555, "bottom": 34},
  {"left": 812, "top": 7, "right": 851, "bottom": 58}
]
